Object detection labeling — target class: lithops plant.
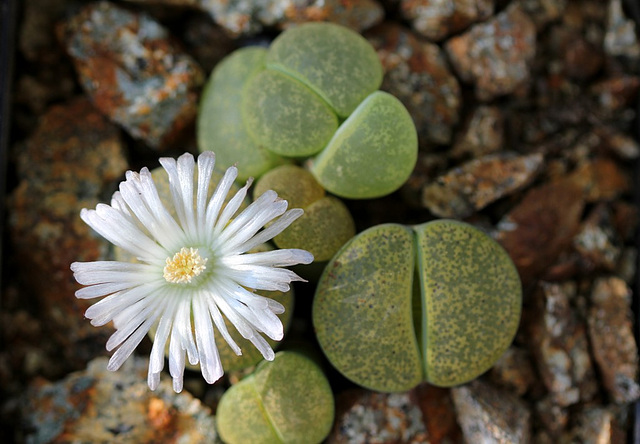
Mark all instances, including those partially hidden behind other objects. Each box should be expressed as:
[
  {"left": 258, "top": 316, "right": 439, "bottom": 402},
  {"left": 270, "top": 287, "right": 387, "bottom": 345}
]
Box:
[
  {"left": 254, "top": 165, "right": 355, "bottom": 263},
  {"left": 313, "top": 219, "right": 522, "bottom": 392},
  {"left": 216, "top": 351, "right": 335, "bottom": 444},
  {"left": 197, "top": 22, "right": 418, "bottom": 199}
]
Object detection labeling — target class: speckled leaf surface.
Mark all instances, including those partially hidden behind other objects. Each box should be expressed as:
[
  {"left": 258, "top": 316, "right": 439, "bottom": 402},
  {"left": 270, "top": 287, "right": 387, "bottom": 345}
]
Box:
[
  {"left": 310, "top": 91, "right": 418, "bottom": 199},
  {"left": 414, "top": 220, "right": 521, "bottom": 387},
  {"left": 197, "top": 47, "right": 285, "bottom": 181},
  {"left": 255, "top": 165, "right": 355, "bottom": 262},
  {"left": 217, "top": 351, "right": 334, "bottom": 444},
  {"left": 313, "top": 224, "right": 422, "bottom": 392},
  {"left": 266, "top": 22, "right": 383, "bottom": 118},
  {"left": 242, "top": 70, "right": 338, "bottom": 157}
]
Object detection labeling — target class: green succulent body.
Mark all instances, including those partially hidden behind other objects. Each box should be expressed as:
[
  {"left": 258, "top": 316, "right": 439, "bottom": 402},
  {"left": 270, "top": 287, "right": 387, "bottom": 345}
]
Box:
[
  {"left": 313, "top": 220, "right": 522, "bottom": 392},
  {"left": 216, "top": 351, "right": 335, "bottom": 444},
  {"left": 254, "top": 165, "right": 355, "bottom": 263},
  {"left": 198, "top": 22, "right": 418, "bottom": 199}
]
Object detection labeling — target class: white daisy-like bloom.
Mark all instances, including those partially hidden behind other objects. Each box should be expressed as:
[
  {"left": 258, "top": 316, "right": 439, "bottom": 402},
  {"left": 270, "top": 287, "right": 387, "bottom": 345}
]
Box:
[{"left": 70, "top": 152, "right": 313, "bottom": 393}]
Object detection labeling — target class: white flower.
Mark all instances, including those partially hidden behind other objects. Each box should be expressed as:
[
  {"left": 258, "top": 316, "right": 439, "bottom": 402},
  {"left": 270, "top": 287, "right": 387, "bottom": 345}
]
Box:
[{"left": 71, "top": 152, "right": 313, "bottom": 392}]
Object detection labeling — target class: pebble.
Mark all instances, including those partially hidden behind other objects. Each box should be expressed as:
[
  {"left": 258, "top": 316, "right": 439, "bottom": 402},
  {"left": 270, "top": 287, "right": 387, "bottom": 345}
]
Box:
[
  {"left": 19, "top": 356, "right": 217, "bottom": 443},
  {"left": 445, "top": 4, "right": 537, "bottom": 101},
  {"left": 588, "top": 277, "right": 640, "bottom": 404},
  {"left": 528, "top": 282, "right": 598, "bottom": 406},
  {"left": 451, "top": 105, "right": 504, "bottom": 159},
  {"left": 328, "top": 389, "right": 428, "bottom": 443},
  {"left": 573, "top": 204, "right": 622, "bottom": 273},
  {"left": 488, "top": 346, "right": 537, "bottom": 397},
  {"left": 58, "top": 1, "right": 204, "bottom": 150},
  {"left": 413, "top": 384, "right": 462, "bottom": 443},
  {"left": 400, "top": 0, "right": 494, "bottom": 42},
  {"left": 451, "top": 379, "right": 531, "bottom": 443},
  {"left": 495, "top": 177, "right": 585, "bottom": 286},
  {"left": 422, "top": 152, "right": 544, "bottom": 218},
  {"left": 366, "top": 23, "right": 462, "bottom": 146},
  {"left": 562, "top": 405, "right": 628, "bottom": 443},
  {"left": 125, "top": 0, "right": 384, "bottom": 36},
  {"left": 514, "top": 0, "right": 567, "bottom": 29},
  {"left": 7, "top": 98, "right": 128, "bottom": 374},
  {"left": 568, "top": 157, "right": 632, "bottom": 203},
  {"left": 604, "top": 0, "right": 640, "bottom": 59}
]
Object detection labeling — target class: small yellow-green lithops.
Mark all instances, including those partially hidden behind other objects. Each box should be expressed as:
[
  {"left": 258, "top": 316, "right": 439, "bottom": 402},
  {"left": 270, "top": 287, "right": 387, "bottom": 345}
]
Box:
[
  {"left": 254, "top": 165, "right": 355, "bottom": 262},
  {"left": 313, "top": 220, "right": 522, "bottom": 392},
  {"left": 216, "top": 351, "right": 335, "bottom": 444},
  {"left": 197, "top": 22, "right": 417, "bottom": 199}
]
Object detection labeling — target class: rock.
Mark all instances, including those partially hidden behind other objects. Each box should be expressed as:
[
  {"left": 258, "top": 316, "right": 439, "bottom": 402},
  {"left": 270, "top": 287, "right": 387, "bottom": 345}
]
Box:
[
  {"left": 400, "top": 0, "right": 494, "bottom": 42},
  {"left": 562, "top": 405, "right": 628, "bottom": 443},
  {"left": 451, "top": 105, "right": 504, "bottom": 159},
  {"left": 181, "top": 15, "right": 238, "bottom": 74},
  {"left": 495, "top": 177, "right": 585, "bottom": 286},
  {"left": 452, "top": 379, "right": 531, "bottom": 443},
  {"left": 445, "top": 4, "right": 537, "bottom": 101},
  {"left": 573, "top": 204, "right": 622, "bottom": 273},
  {"left": 125, "top": 0, "right": 384, "bottom": 36},
  {"left": 328, "top": 389, "right": 429, "bottom": 443},
  {"left": 366, "top": 23, "right": 462, "bottom": 146},
  {"left": 57, "top": 1, "right": 204, "bottom": 150},
  {"left": 7, "top": 97, "right": 128, "bottom": 376},
  {"left": 590, "top": 75, "right": 640, "bottom": 113},
  {"left": 414, "top": 384, "right": 462, "bottom": 443},
  {"left": 568, "top": 158, "right": 632, "bottom": 203},
  {"left": 604, "top": 0, "right": 640, "bottom": 59},
  {"left": 422, "top": 152, "right": 544, "bottom": 218},
  {"left": 588, "top": 277, "right": 640, "bottom": 404},
  {"left": 19, "top": 357, "right": 217, "bottom": 443},
  {"left": 535, "top": 396, "right": 569, "bottom": 437},
  {"left": 488, "top": 346, "right": 537, "bottom": 396},
  {"left": 528, "top": 282, "right": 598, "bottom": 405},
  {"left": 514, "top": 0, "right": 567, "bottom": 29}
]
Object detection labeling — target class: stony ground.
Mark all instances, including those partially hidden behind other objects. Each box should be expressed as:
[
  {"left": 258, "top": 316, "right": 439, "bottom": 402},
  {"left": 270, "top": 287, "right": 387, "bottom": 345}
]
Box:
[{"left": 2, "top": 0, "right": 640, "bottom": 442}]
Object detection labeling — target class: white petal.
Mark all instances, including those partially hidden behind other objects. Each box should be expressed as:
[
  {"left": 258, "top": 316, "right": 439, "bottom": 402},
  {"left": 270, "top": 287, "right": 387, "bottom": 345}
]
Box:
[
  {"left": 175, "top": 297, "right": 198, "bottom": 366},
  {"left": 106, "top": 308, "right": 160, "bottom": 371},
  {"left": 192, "top": 295, "right": 223, "bottom": 384},
  {"left": 222, "top": 249, "right": 314, "bottom": 267},
  {"left": 196, "top": 152, "right": 216, "bottom": 238},
  {"left": 168, "top": 326, "right": 186, "bottom": 393},
  {"left": 107, "top": 297, "right": 157, "bottom": 351},
  {"left": 75, "top": 281, "right": 135, "bottom": 300},
  {"left": 213, "top": 178, "right": 253, "bottom": 237},
  {"left": 223, "top": 265, "right": 306, "bottom": 292},
  {"left": 248, "top": 334, "right": 275, "bottom": 361},
  {"left": 149, "top": 292, "right": 178, "bottom": 375},
  {"left": 233, "top": 208, "right": 304, "bottom": 254},
  {"left": 216, "top": 194, "right": 288, "bottom": 254},
  {"left": 204, "top": 292, "right": 242, "bottom": 356},
  {"left": 204, "top": 166, "right": 238, "bottom": 243},
  {"left": 85, "top": 284, "right": 158, "bottom": 327}
]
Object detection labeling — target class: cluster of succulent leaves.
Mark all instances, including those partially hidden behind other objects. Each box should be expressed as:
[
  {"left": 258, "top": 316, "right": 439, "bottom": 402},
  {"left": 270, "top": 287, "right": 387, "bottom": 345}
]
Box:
[
  {"left": 197, "top": 22, "right": 418, "bottom": 200},
  {"left": 192, "top": 22, "right": 522, "bottom": 444}
]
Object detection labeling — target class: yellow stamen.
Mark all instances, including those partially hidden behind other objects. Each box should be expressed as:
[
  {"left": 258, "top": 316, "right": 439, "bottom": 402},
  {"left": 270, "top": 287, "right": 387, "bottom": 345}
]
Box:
[{"left": 163, "top": 247, "right": 207, "bottom": 284}]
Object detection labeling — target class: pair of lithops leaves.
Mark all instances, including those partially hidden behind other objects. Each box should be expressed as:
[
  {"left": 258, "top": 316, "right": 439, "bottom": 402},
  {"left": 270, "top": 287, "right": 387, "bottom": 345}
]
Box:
[
  {"left": 217, "top": 351, "right": 334, "bottom": 444},
  {"left": 313, "top": 219, "right": 522, "bottom": 392},
  {"left": 197, "top": 22, "right": 418, "bottom": 199}
]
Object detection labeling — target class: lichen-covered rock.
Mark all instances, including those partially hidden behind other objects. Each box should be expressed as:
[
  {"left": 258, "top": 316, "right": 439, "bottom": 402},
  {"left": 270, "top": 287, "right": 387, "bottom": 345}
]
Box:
[
  {"left": 8, "top": 97, "right": 127, "bottom": 374},
  {"left": 19, "top": 357, "right": 217, "bottom": 443},
  {"left": 58, "top": 1, "right": 204, "bottom": 150},
  {"left": 366, "top": 23, "right": 462, "bottom": 146},
  {"left": 401, "top": 0, "right": 494, "bottom": 41},
  {"left": 529, "top": 282, "right": 598, "bottom": 405},
  {"left": 422, "top": 152, "right": 544, "bottom": 218},
  {"left": 452, "top": 380, "right": 531, "bottom": 443},
  {"left": 588, "top": 277, "right": 640, "bottom": 404},
  {"left": 495, "top": 178, "right": 585, "bottom": 286},
  {"left": 126, "top": 0, "right": 384, "bottom": 36},
  {"left": 445, "top": 4, "right": 536, "bottom": 101},
  {"left": 328, "top": 389, "right": 428, "bottom": 443},
  {"left": 451, "top": 105, "right": 504, "bottom": 158}
]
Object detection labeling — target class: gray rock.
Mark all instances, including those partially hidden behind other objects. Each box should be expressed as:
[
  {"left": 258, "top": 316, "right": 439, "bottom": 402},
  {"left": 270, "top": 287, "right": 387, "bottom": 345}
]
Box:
[
  {"left": 58, "top": 1, "right": 204, "bottom": 150},
  {"left": 19, "top": 357, "right": 218, "bottom": 443},
  {"left": 445, "top": 4, "right": 536, "bottom": 101},
  {"left": 452, "top": 379, "right": 531, "bottom": 443}
]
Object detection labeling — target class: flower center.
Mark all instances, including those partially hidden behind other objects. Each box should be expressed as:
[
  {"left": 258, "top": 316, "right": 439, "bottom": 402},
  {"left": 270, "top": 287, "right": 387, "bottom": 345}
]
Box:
[{"left": 163, "top": 247, "right": 208, "bottom": 284}]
